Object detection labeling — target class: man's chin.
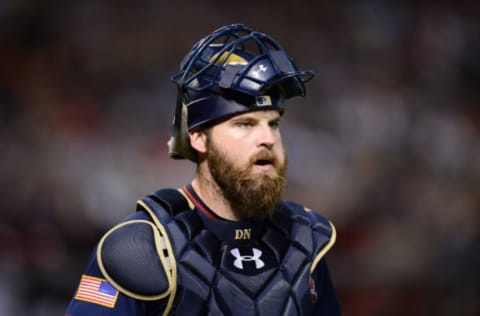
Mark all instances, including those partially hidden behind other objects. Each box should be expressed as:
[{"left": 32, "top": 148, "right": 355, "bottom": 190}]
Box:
[{"left": 250, "top": 165, "right": 283, "bottom": 179}]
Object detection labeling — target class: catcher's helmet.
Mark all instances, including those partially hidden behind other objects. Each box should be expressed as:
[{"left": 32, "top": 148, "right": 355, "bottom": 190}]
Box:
[{"left": 168, "top": 24, "right": 314, "bottom": 161}]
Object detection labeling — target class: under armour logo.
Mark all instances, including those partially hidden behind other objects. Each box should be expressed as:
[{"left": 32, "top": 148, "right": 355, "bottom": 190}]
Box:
[
  {"left": 251, "top": 64, "right": 268, "bottom": 78},
  {"left": 230, "top": 248, "right": 265, "bottom": 270}
]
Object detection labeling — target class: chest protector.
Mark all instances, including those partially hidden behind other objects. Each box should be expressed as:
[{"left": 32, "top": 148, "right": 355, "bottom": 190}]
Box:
[{"left": 97, "top": 189, "right": 336, "bottom": 316}]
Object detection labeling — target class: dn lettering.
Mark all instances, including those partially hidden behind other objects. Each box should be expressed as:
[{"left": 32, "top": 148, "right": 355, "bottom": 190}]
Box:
[{"left": 234, "top": 229, "right": 252, "bottom": 240}]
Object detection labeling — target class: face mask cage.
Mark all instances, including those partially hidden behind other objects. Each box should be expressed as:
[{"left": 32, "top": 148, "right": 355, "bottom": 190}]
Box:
[
  {"left": 171, "top": 24, "right": 314, "bottom": 99},
  {"left": 168, "top": 24, "right": 314, "bottom": 162}
]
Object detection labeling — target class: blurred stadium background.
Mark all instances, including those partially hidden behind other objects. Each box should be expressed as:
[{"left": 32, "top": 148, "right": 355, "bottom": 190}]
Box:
[{"left": 0, "top": 0, "right": 479, "bottom": 315}]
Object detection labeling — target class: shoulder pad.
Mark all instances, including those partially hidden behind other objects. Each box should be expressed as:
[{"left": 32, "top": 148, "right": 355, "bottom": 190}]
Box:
[
  {"left": 280, "top": 200, "right": 337, "bottom": 273},
  {"left": 97, "top": 219, "right": 175, "bottom": 301}
]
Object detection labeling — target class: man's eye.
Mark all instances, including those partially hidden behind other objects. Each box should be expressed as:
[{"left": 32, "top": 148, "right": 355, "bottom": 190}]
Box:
[
  {"left": 270, "top": 120, "right": 280, "bottom": 129},
  {"left": 237, "top": 122, "right": 252, "bottom": 128}
]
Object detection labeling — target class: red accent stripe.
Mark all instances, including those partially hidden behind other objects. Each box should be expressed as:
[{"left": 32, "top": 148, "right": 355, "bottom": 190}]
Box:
[{"left": 183, "top": 186, "right": 216, "bottom": 219}]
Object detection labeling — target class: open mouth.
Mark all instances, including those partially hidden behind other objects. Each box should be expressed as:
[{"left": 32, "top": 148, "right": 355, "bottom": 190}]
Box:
[
  {"left": 252, "top": 156, "right": 276, "bottom": 171},
  {"left": 255, "top": 158, "right": 273, "bottom": 166}
]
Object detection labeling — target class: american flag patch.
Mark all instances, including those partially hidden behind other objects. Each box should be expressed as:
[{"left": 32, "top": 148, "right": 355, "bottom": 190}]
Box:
[{"left": 74, "top": 275, "right": 119, "bottom": 308}]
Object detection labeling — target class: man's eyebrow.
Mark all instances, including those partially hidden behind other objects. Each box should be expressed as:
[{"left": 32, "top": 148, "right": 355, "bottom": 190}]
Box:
[{"left": 230, "top": 115, "right": 257, "bottom": 122}]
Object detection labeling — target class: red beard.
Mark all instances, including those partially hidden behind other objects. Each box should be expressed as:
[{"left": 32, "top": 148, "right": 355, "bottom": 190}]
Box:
[{"left": 207, "top": 144, "right": 288, "bottom": 219}]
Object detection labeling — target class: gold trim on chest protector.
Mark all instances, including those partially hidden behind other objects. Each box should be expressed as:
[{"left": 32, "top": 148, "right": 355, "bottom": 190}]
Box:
[
  {"left": 177, "top": 188, "right": 195, "bottom": 210},
  {"left": 137, "top": 200, "right": 178, "bottom": 316},
  {"left": 310, "top": 220, "right": 337, "bottom": 275}
]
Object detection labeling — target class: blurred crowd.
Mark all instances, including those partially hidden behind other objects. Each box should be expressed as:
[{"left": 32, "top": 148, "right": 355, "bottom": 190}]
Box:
[{"left": 0, "top": 0, "right": 479, "bottom": 315}]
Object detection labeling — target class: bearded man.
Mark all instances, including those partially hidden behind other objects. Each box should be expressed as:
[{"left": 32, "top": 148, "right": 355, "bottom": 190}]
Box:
[{"left": 66, "top": 24, "right": 341, "bottom": 316}]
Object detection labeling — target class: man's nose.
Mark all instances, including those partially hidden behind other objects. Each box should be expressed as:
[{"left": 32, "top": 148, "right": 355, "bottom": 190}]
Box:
[{"left": 257, "top": 125, "right": 276, "bottom": 148}]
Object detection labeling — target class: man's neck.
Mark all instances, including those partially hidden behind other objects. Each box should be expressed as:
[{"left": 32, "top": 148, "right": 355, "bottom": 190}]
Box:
[{"left": 191, "top": 175, "right": 239, "bottom": 221}]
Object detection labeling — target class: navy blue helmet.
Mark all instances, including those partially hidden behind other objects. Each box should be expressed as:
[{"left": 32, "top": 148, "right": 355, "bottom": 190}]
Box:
[{"left": 168, "top": 24, "right": 314, "bottom": 161}]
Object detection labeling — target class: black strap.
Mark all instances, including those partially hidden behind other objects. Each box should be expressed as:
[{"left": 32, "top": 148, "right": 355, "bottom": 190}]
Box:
[
  {"left": 147, "top": 188, "right": 192, "bottom": 216},
  {"left": 170, "top": 84, "right": 185, "bottom": 141}
]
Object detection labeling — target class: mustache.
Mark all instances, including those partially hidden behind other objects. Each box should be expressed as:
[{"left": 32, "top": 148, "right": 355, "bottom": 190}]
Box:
[{"left": 249, "top": 150, "right": 278, "bottom": 166}]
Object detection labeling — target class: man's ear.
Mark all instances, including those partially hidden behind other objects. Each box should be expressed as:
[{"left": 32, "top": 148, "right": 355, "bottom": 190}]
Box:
[{"left": 189, "top": 130, "right": 208, "bottom": 154}]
